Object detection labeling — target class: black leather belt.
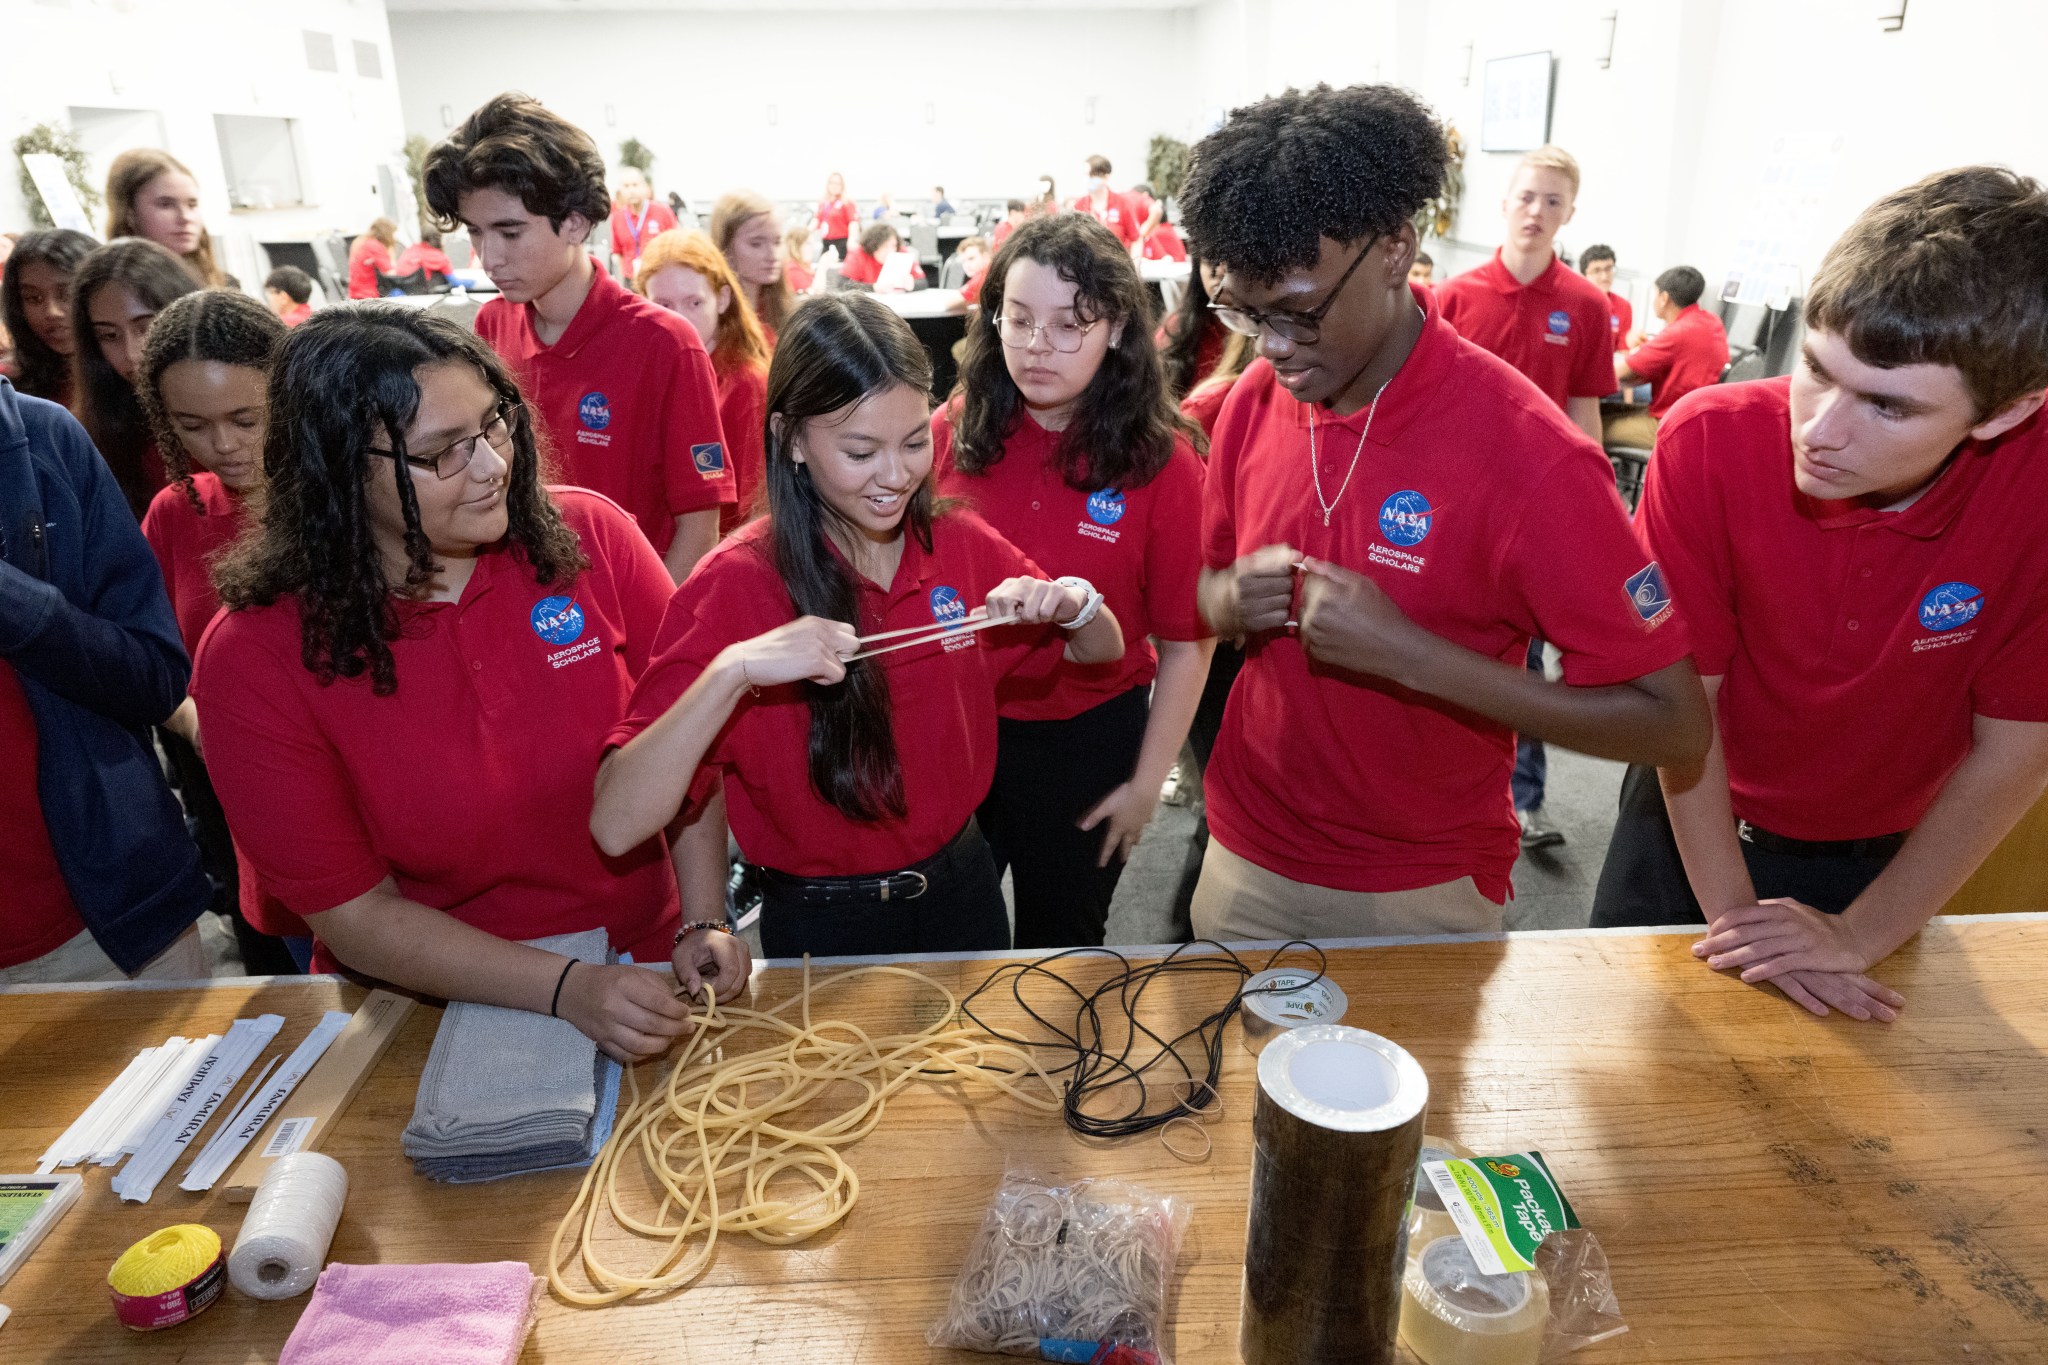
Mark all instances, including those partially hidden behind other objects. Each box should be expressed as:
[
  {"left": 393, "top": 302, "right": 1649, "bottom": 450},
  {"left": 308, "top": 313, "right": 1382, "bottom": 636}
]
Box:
[
  {"left": 756, "top": 823, "right": 975, "bottom": 908},
  {"left": 1736, "top": 819, "right": 1907, "bottom": 861}
]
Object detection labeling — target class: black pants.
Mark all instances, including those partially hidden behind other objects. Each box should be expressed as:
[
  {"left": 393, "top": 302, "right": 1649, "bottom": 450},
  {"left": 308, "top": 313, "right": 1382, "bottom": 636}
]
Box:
[
  {"left": 1591, "top": 764, "right": 1896, "bottom": 927},
  {"left": 979, "top": 686, "right": 1151, "bottom": 949},
  {"left": 758, "top": 820, "right": 1009, "bottom": 958},
  {"left": 821, "top": 236, "right": 848, "bottom": 261},
  {"left": 158, "top": 728, "right": 302, "bottom": 976},
  {"left": 1169, "top": 642, "right": 1246, "bottom": 941}
]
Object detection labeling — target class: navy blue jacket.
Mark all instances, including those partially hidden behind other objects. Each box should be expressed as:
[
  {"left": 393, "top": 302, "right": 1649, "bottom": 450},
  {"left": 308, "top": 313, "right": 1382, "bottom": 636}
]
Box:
[{"left": 0, "top": 377, "right": 208, "bottom": 972}]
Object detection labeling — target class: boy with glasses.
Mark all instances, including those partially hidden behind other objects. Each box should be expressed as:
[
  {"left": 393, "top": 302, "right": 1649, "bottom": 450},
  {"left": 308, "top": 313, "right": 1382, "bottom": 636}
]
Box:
[
  {"left": 1593, "top": 168, "right": 2048, "bottom": 1022},
  {"left": 1180, "top": 83, "right": 1709, "bottom": 941}
]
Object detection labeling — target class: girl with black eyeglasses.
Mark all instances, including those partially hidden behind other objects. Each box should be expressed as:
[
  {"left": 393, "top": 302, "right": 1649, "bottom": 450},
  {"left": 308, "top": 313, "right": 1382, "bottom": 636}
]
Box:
[{"left": 193, "top": 306, "right": 750, "bottom": 1063}]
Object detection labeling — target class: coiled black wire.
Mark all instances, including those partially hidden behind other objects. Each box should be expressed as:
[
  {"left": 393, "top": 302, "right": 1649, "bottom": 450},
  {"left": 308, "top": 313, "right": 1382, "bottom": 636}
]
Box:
[{"left": 960, "top": 940, "right": 1329, "bottom": 1139}]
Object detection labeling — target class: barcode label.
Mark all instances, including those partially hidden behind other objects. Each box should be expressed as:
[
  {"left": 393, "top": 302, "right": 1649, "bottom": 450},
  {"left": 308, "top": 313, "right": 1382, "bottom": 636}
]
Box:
[{"left": 260, "top": 1117, "right": 313, "bottom": 1159}]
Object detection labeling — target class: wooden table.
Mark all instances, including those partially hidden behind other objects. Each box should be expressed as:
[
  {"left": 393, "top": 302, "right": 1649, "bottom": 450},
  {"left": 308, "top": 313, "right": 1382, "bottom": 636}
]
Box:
[{"left": 5, "top": 918, "right": 2046, "bottom": 1363}]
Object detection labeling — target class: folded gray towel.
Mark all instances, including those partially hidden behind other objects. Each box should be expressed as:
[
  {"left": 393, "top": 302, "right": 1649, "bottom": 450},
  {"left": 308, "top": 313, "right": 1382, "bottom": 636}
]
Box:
[{"left": 402, "top": 929, "right": 614, "bottom": 1176}]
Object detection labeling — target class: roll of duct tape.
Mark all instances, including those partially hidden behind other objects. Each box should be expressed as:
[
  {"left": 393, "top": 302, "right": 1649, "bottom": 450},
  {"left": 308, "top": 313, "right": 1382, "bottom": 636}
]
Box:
[{"left": 1238, "top": 968, "right": 1350, "bottom": 1056}]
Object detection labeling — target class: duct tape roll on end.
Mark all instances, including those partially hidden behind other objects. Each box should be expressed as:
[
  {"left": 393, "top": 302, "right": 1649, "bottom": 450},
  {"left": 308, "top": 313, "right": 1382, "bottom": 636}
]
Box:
[
  {"left": 1399, "top": 1234, "right": 1549, "bottom": 1365},
  {"left": 1239, "top": 968, "right": 1349, "bottom": 1055},
  {"left": 108, "top": 1225, "right": 226, "bottom": 1331},
  {"left": 229, "top": 1151, "right": 348, "bottom": 1300}
]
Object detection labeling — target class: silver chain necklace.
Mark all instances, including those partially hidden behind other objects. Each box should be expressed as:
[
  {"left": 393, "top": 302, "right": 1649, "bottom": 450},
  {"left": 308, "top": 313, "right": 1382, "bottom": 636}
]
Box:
[{"left": 1307, "top": 377, "right": 1393, "bottom": 527}]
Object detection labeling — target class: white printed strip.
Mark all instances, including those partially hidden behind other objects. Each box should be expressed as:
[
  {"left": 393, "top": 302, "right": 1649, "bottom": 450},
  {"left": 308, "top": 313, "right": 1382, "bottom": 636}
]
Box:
[
  {"left": 35, "top": 1045, "right": 165, "bottom": 1172},
  {"left": 179, "top": 1010, "right": 349, "bottom": 1191},
  {"left": 114, "top": 1015, "right": 283, "bottom": 1203},
  {"left": 260, "top": 1116, "right": 315, "bottom": 1159},
  {"left": 101, "top": 1036, "right": 216, "bottom": 1165},
  {"left": 177, "top": 1056, "right": 279, "bottom": 1192}
]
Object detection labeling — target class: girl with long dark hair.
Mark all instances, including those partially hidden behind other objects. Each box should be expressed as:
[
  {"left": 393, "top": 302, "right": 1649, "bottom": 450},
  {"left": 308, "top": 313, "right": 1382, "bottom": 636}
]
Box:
[
  {"left": 939, "top": 213, "right": 1212, "bottom": 947},
  {"left": 1156, "top": 255, "right": 1230, "bottom": 399},
  {"left": 1, "top": 229, "right": 96, "bottom": 405},
  {"left": 136, "top": 289, "right": 305, "bottom": 974},
  {"left": 71, "top": 238, "right": 199, "bottom": 518},
  {"left": 591, "top": 293, "right": 1124, "bottom": 958},
  {"left": 193, "top": 306, "right": 750, "bottom": 1061}
]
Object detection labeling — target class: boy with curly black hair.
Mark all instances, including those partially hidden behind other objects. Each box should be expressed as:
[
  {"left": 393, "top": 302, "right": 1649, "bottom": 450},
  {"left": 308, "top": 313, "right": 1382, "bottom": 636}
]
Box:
[
  {"left": 1179, "top": 83, "right": 1710, "bottom": 941},
  {"left": 426, "top": 93, "right": 732, "bottom": 581}
]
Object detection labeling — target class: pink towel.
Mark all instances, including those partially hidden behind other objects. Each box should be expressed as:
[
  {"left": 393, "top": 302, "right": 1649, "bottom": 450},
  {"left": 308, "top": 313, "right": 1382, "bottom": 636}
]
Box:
[{"left": 279, "top": 1261, "right": 541, "bottom": 1365}]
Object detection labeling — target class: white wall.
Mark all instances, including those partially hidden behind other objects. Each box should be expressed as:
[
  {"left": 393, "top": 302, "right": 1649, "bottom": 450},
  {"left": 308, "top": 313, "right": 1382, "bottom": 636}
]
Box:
[
  {"left": 1188, "top": 0, "right": 2048, "bottom": 316},
  {"left": 1, "top": 0, "right": 411, "bottom": 289},
  {"left": 387, "top": 8, "right": 1205, "bottom": 211}
]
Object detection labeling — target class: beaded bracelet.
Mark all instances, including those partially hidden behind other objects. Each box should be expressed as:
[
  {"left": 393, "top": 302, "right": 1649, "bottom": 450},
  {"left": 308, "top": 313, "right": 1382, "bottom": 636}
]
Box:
[{"left": 673, "top": 920, "right": 736, "bottom": 947}]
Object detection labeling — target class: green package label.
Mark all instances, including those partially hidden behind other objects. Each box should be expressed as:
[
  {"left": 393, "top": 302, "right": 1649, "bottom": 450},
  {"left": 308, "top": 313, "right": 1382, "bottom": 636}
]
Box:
[
  {"left": 0, "top": 1182, "right": 62, "bottom": 1249},
  {"left": 1421, "top": 1152, "right": 1579, "bottom": 1275}
]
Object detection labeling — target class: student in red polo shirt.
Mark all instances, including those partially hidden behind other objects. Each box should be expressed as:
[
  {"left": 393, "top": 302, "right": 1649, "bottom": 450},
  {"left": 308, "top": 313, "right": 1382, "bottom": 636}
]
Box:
[
  {"left": 1592, "top": 168, "right": 2048, "bottom": 1021},
  {"left": 814, "top": 172, "right": 858, "bottom": 259},
  {"left": 1406, "top": 251, "right": 1433, "bottom": 289},
  {"left": 1605, "top": 266, "right": 1729, "bottom": 448},
  {"left": 607, "top": 166, "right": 679, "bottom": 280},
  {"left": 1436, "top": 144, "right": 1616, "bottom": 849},
  {"left": 936, "top": 214, "right": 1211, "bottom": 947},
  {"left": 1072, "top": 156, "right": 1141, "bottom": 250},
  {"left": 992, "top": 200, "right": 1030, "bottom": 248},
  {"left": 194, "top": 308, "right": 750, "bottom": 1061},
  {"left": 263, "top": 267, "right": 316, "bottom": 328},
  {"left": 426, "top": 95, "right": 734, "bottom": 583},
  {"left": 1579, "top": 245, "right": 1630, "bottom": 353},
  {"left": 135, "top": 290, "right": 307, "bottom": 975},
  {"left": 591, "top": 295, "right": 1125, "bottom": 959},
  {"left": 839, "top": 223, "right": 926, "bottom": 290},
  {"left": 1178, "top": 84, "right": 1710, "bottom": 942},
  {"left": 636, "top": 229, "right": 769, "bottom": 533}
]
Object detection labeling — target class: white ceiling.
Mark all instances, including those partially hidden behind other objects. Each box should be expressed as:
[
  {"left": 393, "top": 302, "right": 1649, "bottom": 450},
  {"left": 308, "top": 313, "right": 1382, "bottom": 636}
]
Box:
[{"left": 385, "top": 0, "right": 1194, "bottom": 10}]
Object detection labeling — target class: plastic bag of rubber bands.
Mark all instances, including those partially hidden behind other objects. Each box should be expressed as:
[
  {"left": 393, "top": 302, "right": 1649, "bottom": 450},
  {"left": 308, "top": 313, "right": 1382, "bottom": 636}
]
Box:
[{"left": 928, "top": 1168, "right": 1191, "bottom": 1365}]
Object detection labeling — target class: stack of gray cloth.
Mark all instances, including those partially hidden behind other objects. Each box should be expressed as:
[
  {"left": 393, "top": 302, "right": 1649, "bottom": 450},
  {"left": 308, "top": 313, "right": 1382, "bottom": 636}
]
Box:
[{"left": 401, "top": 929, "right": 625, "bottom": 1183}]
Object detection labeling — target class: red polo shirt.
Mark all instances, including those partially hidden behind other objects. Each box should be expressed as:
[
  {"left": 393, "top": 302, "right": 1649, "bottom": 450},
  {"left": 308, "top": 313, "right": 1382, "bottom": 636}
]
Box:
[
  {"left": 141, "top": 474, "right": 309, "bottom": 941},
  {"left": 608, "top": 199, "right": 679, "bottom": 275},
  {"left": 1201, "top": 285, "right": 1691, "bottom": 900},
  {"left": 840, "top": 246, "right": 882, "bottom": 285},
  {"left": 279, "top": 302, "right": 312, "bottom": 328},
  {"left": 1638, "top": 379, "right": 2048, "bottom": 841},
  {"left": 476, "top": 266, "right": 733, "bottom": 556},
  {"left": 713, "top": 355, "right": 767, "bottom": 534},
  {"left": 609, "top": 513, "right": 1067, "bottom": 877},
  {"left": 1605, "top": 291, "right": 1633, "bottom": 352},
  {"left": 1141, "top": 222, "right": 1188, "bottom": 263},
  {"left": 1436, "top": 250, "right": 1615, "bottom": 410},
  {"left": 1071, "top": 192, "right": 1141, "bottom": 247},
  {"left": 1182, "top": 376, "right": 1237, "bottom": 441},
  {"left": 192, "top": 489, "right": 682, "bottom": 969},
  {"left": 817, "top": 199, "right": 857, "bottom": 241},
  {"left": 395, "top": 243, "right": 454, "bottom": 279},
  {"left": 346, "top": 237, "right": 393, "bottom": 300},
  {"left": 141, "top": 473, "right": 243, "bottom": 656},
  {"left": 933, "top": 406, "right": 1208, "bottom": 721},
  {"left": 1625, "top": 305, "right": 1730, "bottom": 419},
  {"left": 0, "top": 662, "right": 82, "bottom": 968}
]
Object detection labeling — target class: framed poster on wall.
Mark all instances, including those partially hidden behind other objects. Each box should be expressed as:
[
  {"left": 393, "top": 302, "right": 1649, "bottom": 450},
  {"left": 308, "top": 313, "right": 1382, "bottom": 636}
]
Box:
[{"left": 1482, "top": 51, "right": 1554, "bottom": 152}]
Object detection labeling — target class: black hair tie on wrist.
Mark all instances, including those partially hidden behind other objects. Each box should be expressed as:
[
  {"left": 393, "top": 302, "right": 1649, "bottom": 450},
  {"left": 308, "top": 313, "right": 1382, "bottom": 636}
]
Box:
[{"left": 549, "top": 958, "right": 578, "bottom": 1018}]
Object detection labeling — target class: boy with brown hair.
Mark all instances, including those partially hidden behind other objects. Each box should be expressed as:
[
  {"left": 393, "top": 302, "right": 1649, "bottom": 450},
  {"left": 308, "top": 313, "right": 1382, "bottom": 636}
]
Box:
[
  {"left": 425, "top": 94, "right": 731, "bottom": 581},
  {"left": 1593, "top": 167, "right": 2048, "bottom": 1022}
]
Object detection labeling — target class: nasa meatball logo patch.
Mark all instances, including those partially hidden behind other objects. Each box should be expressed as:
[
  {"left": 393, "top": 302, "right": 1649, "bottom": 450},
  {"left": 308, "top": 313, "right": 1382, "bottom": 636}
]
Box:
[
  {"left": 1544, "top": 309, "right": 1572, "bottom": 346},
  {"left": 532, "top": 594, "right": 602, "bottom": 668},
  {"left": 1912, "top": 581, "right": 1983, "bottom": 652},
  {"left": 1624, "top": 562, "right": 1673, "bottom": 628},
  {"left": 928, "top": 585, "right": 976, "bottom": 653},
  {"left": 577, "top": 392, "right": 611, "bottom": 431}
]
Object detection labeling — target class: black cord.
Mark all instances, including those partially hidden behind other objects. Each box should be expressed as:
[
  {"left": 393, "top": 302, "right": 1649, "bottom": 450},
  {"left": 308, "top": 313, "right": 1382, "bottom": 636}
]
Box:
[{"left": 960, "top": 940, "right": 1328, "bottom": 1140}]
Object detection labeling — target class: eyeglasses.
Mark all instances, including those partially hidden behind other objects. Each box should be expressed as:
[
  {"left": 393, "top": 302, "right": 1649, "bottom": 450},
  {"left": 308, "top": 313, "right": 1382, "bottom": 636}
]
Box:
[
  {"left": 367, "top": 401, "right": 521, "bottom": 480},
  {"left": 1208, "top": 237, "right": 1379, "bottom": 344},
  {"left": 993, "top": 314, "right": 1103, "bottom": 354}
]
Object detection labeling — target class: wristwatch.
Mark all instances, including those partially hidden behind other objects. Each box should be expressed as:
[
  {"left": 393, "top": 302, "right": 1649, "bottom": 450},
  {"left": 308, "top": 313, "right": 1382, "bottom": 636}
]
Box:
[{"left": 1053, "top": 576, "right": 1105, "bottom": 631}]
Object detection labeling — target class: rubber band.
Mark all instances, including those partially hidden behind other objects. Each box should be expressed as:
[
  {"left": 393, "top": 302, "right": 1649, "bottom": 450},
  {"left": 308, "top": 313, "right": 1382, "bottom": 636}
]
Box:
[
  {"left": 1170, "top": 1076, "right": 1225, "bottom": 1124},
  {"left": 1159, "top": 1116, "right": 1212, "bottom": 1164},
  {"left": 546, "top": 959, "right": 1065, "bottom": 1306}
]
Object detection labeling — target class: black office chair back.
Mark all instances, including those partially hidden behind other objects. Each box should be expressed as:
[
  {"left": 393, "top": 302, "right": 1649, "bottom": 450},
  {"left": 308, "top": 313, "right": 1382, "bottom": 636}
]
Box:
[
  {"left": 1722, "top": 345, "right": 1767, "bottom": 384},
  {"left": 375, "top": 266, "right": 440, "bottom": 297}
]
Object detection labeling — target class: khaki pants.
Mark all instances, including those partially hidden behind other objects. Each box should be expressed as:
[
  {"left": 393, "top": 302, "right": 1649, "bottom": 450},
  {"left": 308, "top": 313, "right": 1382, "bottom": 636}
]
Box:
[
  {"left": 1602, "top": 408, "right": 1660, "bottom": 449},
  {"left": 1190, "top": 839, "right": 1503, "bottom": 942},
  {"left": 0, "top": 924, "right": 210, "bottom": 986}
]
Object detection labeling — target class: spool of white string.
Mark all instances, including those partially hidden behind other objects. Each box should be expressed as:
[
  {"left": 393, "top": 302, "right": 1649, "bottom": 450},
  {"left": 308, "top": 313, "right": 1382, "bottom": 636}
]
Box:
[{"left": 228, "top": 1152, "right": 348, "bottom": 1300}]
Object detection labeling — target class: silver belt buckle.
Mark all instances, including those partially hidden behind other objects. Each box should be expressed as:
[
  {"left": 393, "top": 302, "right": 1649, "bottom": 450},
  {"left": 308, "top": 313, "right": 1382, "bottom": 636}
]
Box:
[{"left": 881, "top": 870, "right": 930, "bottom": 902}]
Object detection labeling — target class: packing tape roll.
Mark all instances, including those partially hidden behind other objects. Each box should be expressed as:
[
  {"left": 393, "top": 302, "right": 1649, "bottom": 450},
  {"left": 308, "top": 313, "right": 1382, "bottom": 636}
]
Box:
[
  {"left": 229, "top": 1151, "right": 348, "bottom": 1300},
  {"left": 1238, "top": 968, "right": 1350, "bottom": 1056},
  {"left": 1408, "top": 1134, "right": 1475, "bottom": 1254},
  {"left": 107, "top": 1224, "right": 226, "bottom": 1331},
  {"left": 1398, "top": 1234, "right": 1549, "bottom": 1365}
]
